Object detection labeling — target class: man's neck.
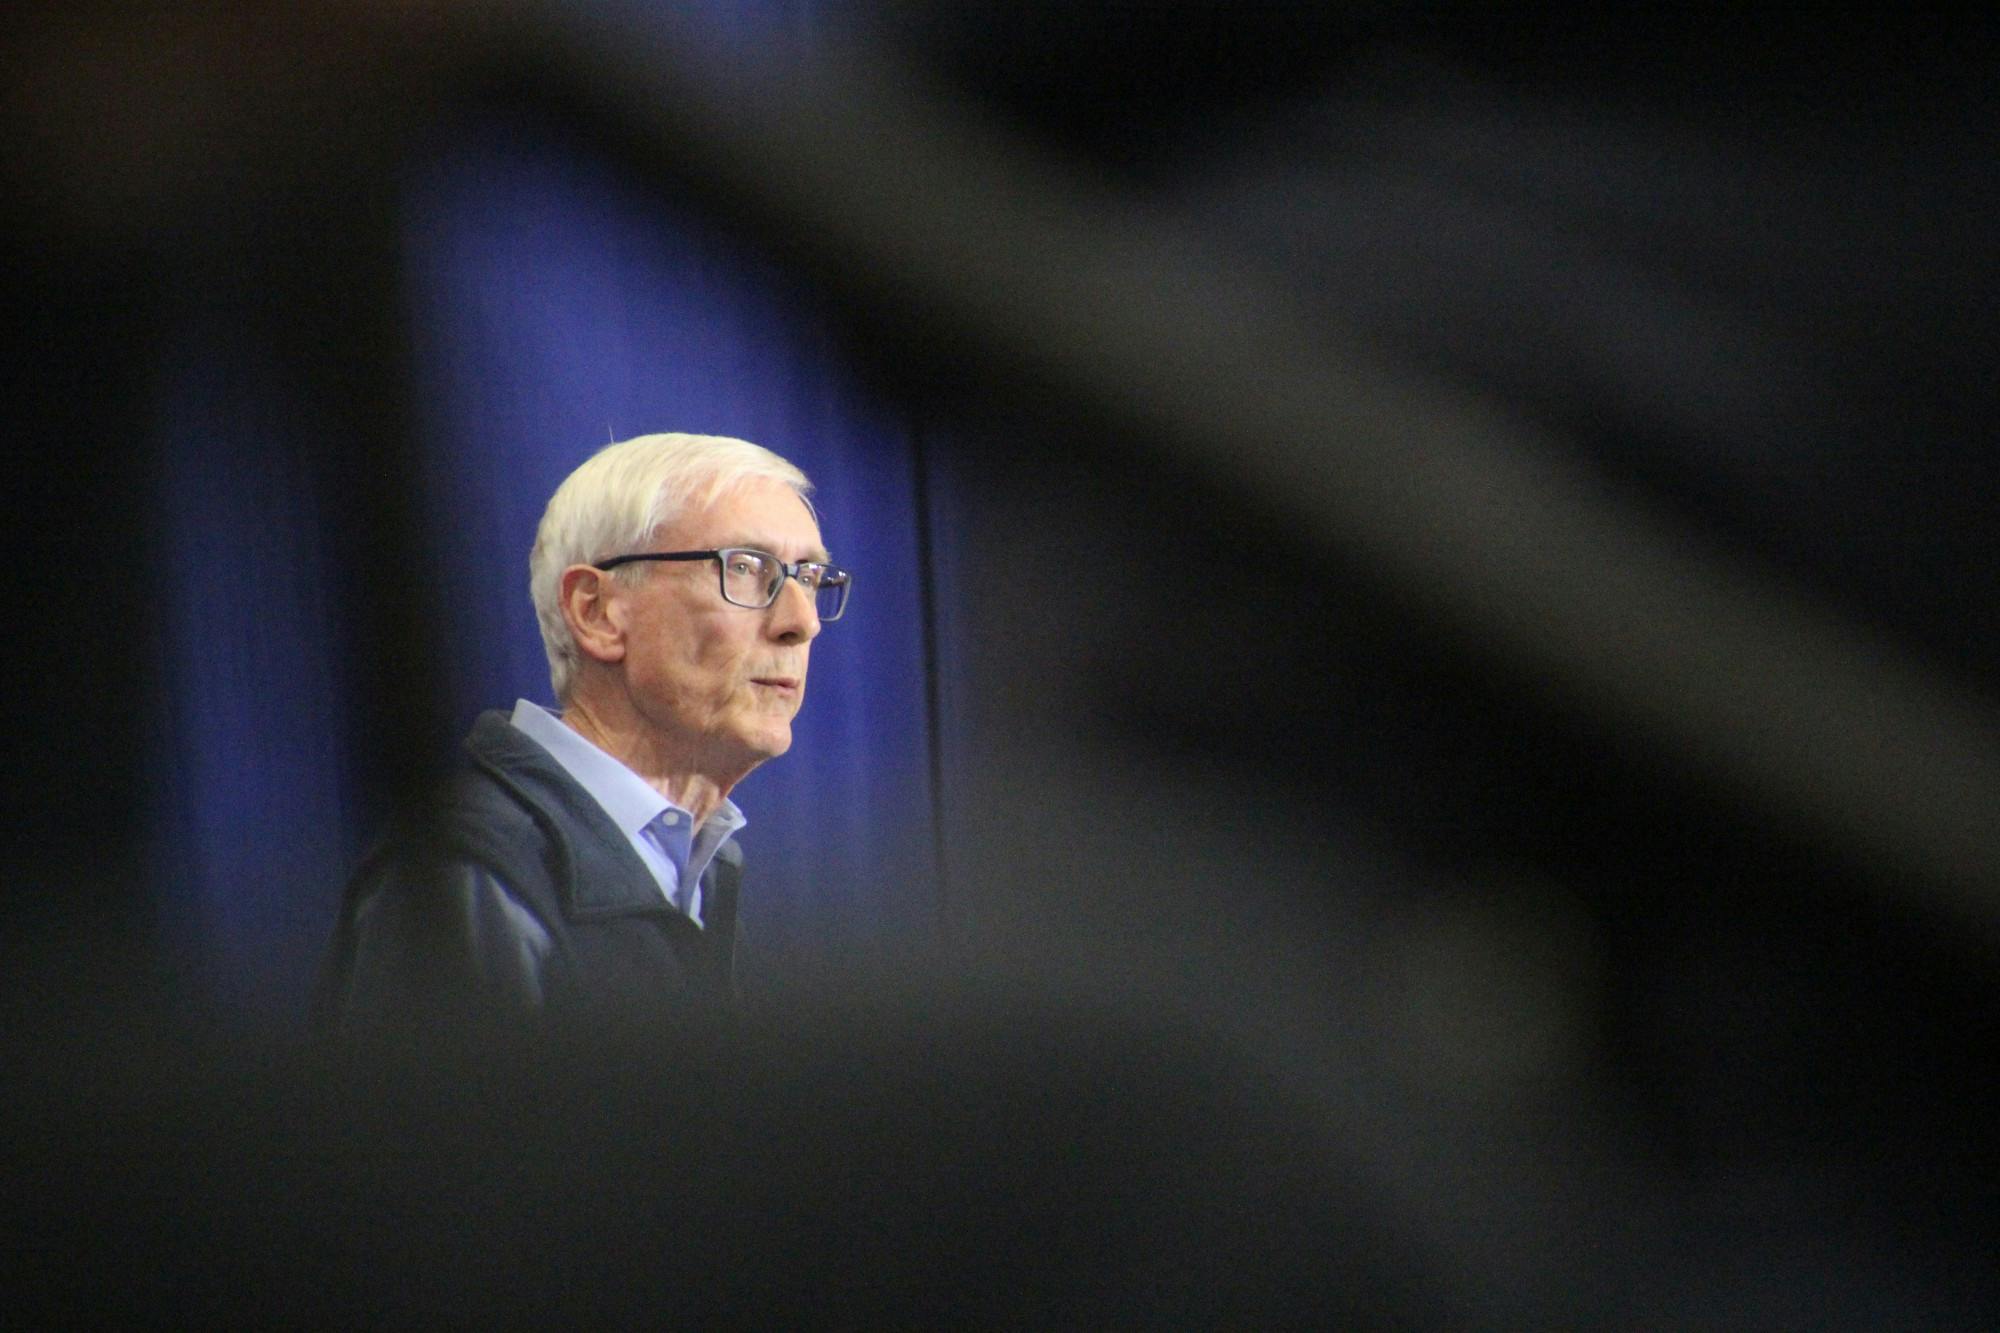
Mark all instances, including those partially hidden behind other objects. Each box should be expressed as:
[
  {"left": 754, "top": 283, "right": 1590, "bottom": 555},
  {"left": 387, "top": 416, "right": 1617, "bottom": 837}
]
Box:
[{"left": 558, "top": 696, "right": 739, "bottom": 828}]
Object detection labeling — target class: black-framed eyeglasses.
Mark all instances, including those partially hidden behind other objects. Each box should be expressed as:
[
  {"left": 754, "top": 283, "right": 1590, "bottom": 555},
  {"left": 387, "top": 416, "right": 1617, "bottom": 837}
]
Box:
[{"left": 594, "top": 548, "right": 852, "bottom": 622}]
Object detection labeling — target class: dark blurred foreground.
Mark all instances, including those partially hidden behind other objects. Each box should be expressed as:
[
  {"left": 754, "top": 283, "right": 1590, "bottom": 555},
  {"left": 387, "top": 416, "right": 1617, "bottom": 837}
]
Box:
[
  {"left": 2, "top": 988, "right": 1469, "bottom": 1326},
  {"left": 9, "top": 960, "right": 1985, "bottom": 1328},
  {"left": 6, "top": 3, "right": 1998, "bottom": 1325}
]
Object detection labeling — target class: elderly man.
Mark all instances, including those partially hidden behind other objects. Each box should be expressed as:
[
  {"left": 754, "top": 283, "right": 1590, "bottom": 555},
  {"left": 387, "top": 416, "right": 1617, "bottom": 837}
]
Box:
[{"left": 323, "top": 433, "right": 850, "bottom": 1019}]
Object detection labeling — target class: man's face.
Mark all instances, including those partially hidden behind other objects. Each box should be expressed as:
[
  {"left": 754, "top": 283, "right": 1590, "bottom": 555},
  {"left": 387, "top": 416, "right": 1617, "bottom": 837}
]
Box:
[{"left": 614, "top": 477, "right": 826, "bottom": 774}]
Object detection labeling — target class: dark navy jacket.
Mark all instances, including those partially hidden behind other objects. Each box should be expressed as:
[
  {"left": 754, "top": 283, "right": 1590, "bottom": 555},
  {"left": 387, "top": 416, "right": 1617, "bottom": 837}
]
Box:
[{"left": 320, "top": 711, "right": 741, "bottom": 1024}]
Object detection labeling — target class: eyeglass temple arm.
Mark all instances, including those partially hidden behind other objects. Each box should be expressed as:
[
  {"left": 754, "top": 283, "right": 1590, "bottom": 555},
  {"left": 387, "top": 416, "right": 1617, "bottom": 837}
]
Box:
[{"left": 592, "top": 552, "right": 714, "bottom": 571}]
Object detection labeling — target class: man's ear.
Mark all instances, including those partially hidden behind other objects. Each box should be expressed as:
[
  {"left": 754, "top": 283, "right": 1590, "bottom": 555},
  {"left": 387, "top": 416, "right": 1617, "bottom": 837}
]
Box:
[{"left": 560, "top": 565, "right": 628, "bottom": 666}]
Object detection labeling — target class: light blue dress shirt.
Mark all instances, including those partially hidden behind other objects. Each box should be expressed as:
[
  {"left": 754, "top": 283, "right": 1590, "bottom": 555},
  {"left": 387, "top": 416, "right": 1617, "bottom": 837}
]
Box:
[{"left": 508, "top": 699, "right": 745, "bottom": 928}]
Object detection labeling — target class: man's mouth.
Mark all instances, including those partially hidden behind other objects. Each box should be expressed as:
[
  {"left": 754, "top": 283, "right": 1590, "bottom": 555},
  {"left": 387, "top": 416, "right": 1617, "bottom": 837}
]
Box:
[{"left": 751, "top": 676, "right": 800, "bottom": 692}]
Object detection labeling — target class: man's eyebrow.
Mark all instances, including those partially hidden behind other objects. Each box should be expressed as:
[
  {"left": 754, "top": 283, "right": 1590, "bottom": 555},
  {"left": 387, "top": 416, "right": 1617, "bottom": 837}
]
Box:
[{"left": 721, "top": 538, "right": 832, "bottom": 563}]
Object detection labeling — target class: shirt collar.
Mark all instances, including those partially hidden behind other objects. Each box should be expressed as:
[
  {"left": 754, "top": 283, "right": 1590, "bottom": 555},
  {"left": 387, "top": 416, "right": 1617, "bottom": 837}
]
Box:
[{"left": 507, "top": 699, "right": 745, "bottom": 840}]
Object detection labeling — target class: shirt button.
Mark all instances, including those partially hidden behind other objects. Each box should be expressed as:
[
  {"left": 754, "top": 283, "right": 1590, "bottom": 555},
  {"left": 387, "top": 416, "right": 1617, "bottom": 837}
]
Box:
[{"left": 661, "top": 812, "right": 680, "bottom": 827}]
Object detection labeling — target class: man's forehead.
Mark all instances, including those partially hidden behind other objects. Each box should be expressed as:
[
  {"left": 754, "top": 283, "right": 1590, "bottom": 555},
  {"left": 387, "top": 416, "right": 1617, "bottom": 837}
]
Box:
[{"left": 660, "top": 481, "right": 827, "bottom": 557}]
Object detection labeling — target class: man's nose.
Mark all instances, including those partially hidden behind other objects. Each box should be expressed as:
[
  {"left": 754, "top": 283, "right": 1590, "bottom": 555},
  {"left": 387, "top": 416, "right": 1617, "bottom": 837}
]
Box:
[{"left": 766, "top": 573, "right": 821, "bottom": 642}]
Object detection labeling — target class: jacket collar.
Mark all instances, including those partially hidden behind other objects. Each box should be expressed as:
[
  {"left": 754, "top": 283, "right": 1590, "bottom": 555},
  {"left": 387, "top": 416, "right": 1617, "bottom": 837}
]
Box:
[{"left": 463, "top": 710, "right": 675, "bottom": 921}]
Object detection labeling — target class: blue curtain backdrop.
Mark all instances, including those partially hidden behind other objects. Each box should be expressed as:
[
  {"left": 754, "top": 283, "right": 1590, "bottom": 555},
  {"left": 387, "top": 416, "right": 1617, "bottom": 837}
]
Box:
[{"left": 155, "top": 96, "right": 943, "bottom": 1019}]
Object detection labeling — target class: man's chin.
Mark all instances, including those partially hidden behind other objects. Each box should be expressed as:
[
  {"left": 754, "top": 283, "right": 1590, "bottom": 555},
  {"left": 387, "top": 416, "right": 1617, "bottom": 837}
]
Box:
[{"left": 737, "top": 724, "right": 792, "bottom": 763}]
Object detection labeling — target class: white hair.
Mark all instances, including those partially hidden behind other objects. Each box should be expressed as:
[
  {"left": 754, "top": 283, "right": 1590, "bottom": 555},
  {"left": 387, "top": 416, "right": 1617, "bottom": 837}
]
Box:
[{"left": 529, "top": 432, "right": 813, "bottom": 701}]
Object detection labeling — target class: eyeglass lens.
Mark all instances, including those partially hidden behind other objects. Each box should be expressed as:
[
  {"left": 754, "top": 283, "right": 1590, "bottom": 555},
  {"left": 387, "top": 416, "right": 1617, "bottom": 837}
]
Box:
[{"left": 719, "top": 550, "right": 848, "bottom": 620}]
